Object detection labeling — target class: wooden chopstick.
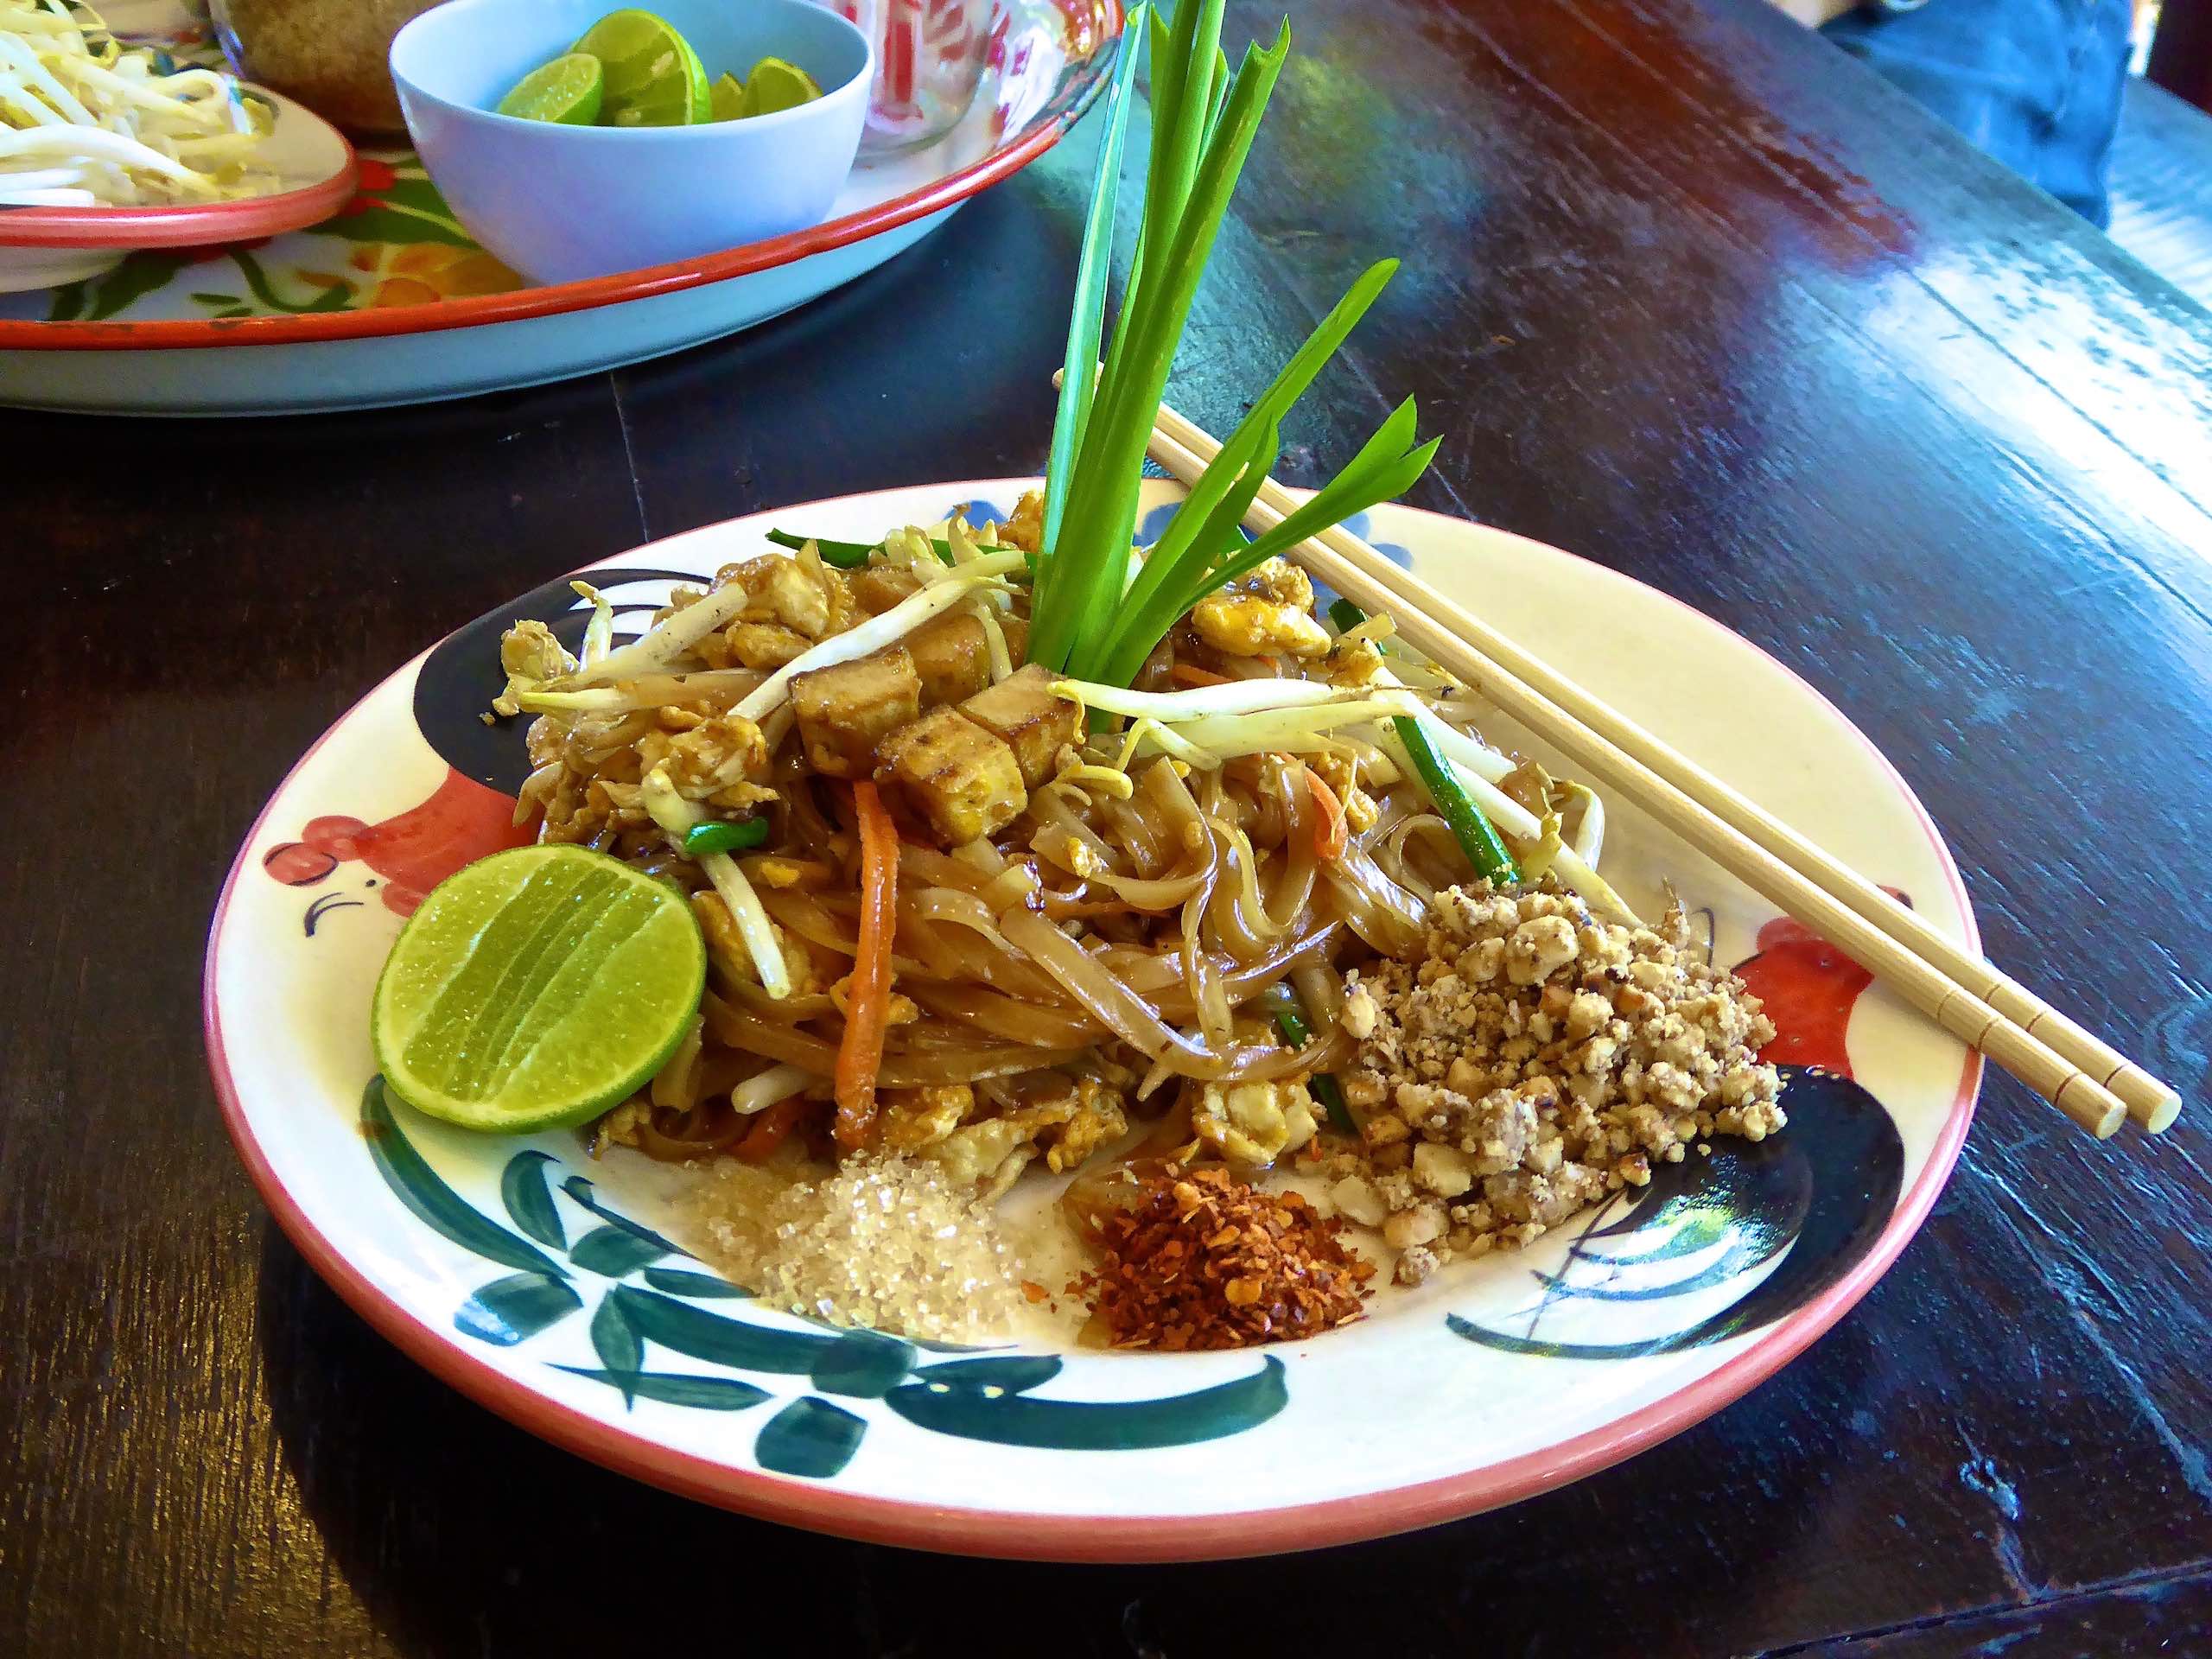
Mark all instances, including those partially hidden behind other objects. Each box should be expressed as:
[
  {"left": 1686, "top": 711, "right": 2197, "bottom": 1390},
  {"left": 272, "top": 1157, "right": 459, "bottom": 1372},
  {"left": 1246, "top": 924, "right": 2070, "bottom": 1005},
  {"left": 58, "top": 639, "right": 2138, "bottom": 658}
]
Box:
[{"left": 1135, "top": 402, "right": 2178, "bottom": 1142}]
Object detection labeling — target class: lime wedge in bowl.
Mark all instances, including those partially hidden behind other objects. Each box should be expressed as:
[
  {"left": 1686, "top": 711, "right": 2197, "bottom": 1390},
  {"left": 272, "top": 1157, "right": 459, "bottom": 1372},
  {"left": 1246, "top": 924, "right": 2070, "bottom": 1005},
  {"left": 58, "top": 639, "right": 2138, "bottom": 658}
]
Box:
[
  {"left": 709, "top": 71, "right": 747, "bottom": 122},
  {"left": 372, "top": 844, "right": 705, "bottom": 1133},
  {"left": 497, "top": 51, "right": 607, "bottom": 124},
  {"left": 574, "top": 8, "right": 711, "bottom": 127},
  {"left": 744, "top": 54, "right": 823, "bottom": 117}
]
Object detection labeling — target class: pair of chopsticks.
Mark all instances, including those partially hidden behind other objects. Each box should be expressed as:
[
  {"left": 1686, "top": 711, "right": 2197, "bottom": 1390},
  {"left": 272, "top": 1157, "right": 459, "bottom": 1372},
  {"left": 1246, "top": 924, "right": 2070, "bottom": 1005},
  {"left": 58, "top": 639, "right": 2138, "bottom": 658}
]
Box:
[{"left": 1128, "top": 396, "right": 2179, "bottom": 1142}]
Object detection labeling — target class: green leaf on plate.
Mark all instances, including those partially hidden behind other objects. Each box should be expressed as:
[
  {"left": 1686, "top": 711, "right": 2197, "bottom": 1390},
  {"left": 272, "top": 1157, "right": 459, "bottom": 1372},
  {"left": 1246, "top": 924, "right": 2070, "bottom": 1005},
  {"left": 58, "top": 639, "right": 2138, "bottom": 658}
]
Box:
[
  {"left": 315, "top": 180, "right": 475, "bottom": 250},
  {"left": 70, "top": 250, "right": 193, "bottom": 323},
  {"left": 808, "top": 1331, "right": 917, "bottom": 1399},
  {"left": 569, "top": 1224, "right": 668, "bottom": 1278},
  {"left": 362, "top": 1078, "right": 568, "bottom": 1278},
  {"left": 589, "top": 1294, "right": 644, "bottom": 1402},
  {"left": 640, "top": 1267, "right": 752, "bottom": 1299},
  {"left": 610, "top": 1286, "right": 840, "bottom": 1374},
  {"left": 454, "top": 1271, "right": 582, "bottom": 1344},
  {"left": 499, "top": 1149, "right": 567, "bottom": 1250},
  {"left": 912, "top": 1355, "right": 1065, "bottom": 1394},
  {"left": 883, "top": 1355, "right": 1288, "bottom": 1448},
  {"left": 755, "top": 1395, "right": 867, "bottom": 1478},
  {"left": 560, "top": 1175, "right": 685, "bottom": 1254},
  {"left": 555, "top": 1368, "right": 772, "bottom": 1410},
  {"left": 188, "top": 291, "right": 242, "bottom": 306}
]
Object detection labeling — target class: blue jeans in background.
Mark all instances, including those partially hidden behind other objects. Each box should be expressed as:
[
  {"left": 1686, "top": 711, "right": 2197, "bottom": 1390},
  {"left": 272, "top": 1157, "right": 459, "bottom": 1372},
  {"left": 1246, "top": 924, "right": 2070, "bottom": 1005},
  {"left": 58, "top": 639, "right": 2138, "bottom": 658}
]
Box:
[{"left": 1821, "top": 0, "right": 2132, "bottom": 226}]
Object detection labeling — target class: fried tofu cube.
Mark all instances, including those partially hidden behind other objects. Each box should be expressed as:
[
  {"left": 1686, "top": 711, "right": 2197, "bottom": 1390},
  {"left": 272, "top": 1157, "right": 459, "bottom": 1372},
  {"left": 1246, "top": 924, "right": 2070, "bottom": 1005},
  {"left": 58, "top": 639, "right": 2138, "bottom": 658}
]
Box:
[
  {"left": 850, "top": 564, "right": 923, "bottom": 615},
  {"left": 998, "top": 612, "right": 1031, "bottom": 666},
  {"left": 960, "top": 664, "right": 1081, "bottom": 789},
  {"left": 876, "top": 706, "right": 1027, "bottom": 845},
  {"left": 790, "top": 647, "right": 922, "bottom": 779},
  {"left": 906, "top": 612, "right": 992, "bottom": 705}
]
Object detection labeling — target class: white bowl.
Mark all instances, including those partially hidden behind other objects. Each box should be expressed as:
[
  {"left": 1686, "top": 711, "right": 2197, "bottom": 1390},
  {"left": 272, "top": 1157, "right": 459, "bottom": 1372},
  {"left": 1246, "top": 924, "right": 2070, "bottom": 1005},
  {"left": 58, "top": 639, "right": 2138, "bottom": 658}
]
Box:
[{"left": 391, "top": 0, "right": 872, "bottom": 284}]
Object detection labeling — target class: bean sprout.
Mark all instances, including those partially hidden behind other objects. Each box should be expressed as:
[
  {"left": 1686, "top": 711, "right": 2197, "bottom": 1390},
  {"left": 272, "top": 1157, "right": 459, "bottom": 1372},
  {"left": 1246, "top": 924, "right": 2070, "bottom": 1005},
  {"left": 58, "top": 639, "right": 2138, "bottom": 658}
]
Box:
[{"left": 2, "top": 0, "right": 280, "bottom": 207}]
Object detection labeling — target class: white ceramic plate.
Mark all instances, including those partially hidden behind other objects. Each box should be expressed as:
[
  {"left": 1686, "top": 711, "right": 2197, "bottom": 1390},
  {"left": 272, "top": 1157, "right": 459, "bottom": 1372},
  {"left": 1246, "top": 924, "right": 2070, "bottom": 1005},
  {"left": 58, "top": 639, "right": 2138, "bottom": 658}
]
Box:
[{"left": 205, "top": 480, "right": 1979, "bottom": 1560}]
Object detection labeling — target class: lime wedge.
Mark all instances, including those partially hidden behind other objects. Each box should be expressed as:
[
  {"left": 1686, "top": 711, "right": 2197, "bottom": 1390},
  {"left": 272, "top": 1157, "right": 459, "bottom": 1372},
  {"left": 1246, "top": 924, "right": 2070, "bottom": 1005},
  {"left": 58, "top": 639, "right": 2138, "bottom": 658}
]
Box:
[
  {"left": 372, "top": 845, "right": 705, "bottom": 1133},
  {"left": 709, "top": 70, "right": 747, "bottom": 122},
  {"left": 744, "top": 54, "right": 822, "bottom": 117},
  {"left": 572, "top": 8, "right": 711, "bottom": 127},
  {"left": 497, "top": 51, "right": 606, "bottom": 124}
]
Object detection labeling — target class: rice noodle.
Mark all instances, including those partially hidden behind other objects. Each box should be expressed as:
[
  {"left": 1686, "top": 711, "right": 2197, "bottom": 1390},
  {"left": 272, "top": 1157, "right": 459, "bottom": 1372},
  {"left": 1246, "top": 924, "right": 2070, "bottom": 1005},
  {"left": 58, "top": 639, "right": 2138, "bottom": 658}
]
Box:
[{"left": 998, "top": 910, "right": 1230, "bottom": 1077}]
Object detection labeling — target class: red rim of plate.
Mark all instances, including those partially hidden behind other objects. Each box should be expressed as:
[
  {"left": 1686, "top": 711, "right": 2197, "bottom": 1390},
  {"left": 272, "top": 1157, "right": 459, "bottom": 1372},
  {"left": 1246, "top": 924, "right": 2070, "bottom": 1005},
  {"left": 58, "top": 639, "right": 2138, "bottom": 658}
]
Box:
[
  {"left": 0, "top": 97, "right": 359, "bottom": 249},
  {"left": 9, "top": 0, "right": 1122, "bottom": 352},
  {"left": 201, "top": 484, "right": 1983, "bottom": 1562}
]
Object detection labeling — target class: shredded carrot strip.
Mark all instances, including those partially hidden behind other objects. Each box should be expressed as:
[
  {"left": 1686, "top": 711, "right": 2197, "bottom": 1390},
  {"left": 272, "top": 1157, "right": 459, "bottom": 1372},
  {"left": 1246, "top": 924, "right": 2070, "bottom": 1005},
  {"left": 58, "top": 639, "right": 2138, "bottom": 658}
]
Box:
[
  {"left": 1170, "top": 663, "right": 1231, "bottom": 688},
  {"left": 1303, "top": 764, "right": 1348, "bottom": 861},
  {"left": 834, "top": 780, "right": 898, "bottom": 1149},
  {"left": 734, "top": 1096, "right": 807, "bottom": 1162}
]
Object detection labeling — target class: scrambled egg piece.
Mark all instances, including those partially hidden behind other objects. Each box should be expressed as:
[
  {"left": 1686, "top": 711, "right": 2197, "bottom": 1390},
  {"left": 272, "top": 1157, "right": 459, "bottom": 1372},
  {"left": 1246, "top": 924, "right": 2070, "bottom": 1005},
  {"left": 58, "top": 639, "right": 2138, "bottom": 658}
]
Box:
[
  {"left": 1193, "top": 1079, "right": 1319, "bottom": 1168},
  {"left": 493, "top": 620, "right": 578, "bottom": 716},
  {"left": 998, "top": 490, "right": 1045, "bottom": 555},
  {"left": 1043, "top": 1079, "right": 1128, "bottom": 1173},
  {"left": 922, "top": 1080, "right": 1129, "bottom": 1199},
  {"left": 1191, "top": 557, "right": 1332, "bottom": 659},
  {"left": 692, "top": 893, "right": 817, "bottom": 995},
  {"left": 639, "top": 712, "right": 770, "bottom": 800},
  {"left": 878, "top": 1084, "right": 976, "bottom": 1153}
]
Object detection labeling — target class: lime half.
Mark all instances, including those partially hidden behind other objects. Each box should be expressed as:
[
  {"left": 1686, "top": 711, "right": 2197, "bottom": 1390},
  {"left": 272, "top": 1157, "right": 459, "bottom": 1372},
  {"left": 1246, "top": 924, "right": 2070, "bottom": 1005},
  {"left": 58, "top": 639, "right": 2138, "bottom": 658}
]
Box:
[
  {"left": 709, "top": 71, "right": 747, "bottom": 122},
  {"left": 572, "top": 8, "right": 711, "bottom": 127},
  {"left": 497, "top": 52, "right": 606, "bottom": 124},
  {"left": 372, "top": 844, "right": 705, "bottom": 1133},
  {"left": 744, "top": 54, "right": 823, "bottom": 117}
]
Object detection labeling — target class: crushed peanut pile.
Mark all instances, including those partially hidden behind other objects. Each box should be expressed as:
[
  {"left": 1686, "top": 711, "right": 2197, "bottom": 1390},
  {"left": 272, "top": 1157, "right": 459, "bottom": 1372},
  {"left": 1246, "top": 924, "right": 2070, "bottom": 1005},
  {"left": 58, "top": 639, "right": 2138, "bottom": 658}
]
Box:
[
  {"left": 683, "top": 1153, "right": 1026, "bottom": 1344},
  {"left": 1331, "top": 880, "right": 1784, "bottom": 1287},
  {"left": 1070, "top": 1163, "right": 1376, "bottom": 1350}
]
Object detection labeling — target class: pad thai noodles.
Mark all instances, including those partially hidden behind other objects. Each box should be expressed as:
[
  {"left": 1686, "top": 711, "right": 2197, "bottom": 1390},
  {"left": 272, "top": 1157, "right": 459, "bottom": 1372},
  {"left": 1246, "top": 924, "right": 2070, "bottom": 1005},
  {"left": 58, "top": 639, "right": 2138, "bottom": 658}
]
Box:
[
  {"left": 394, "top": 0, "right": 1788, "bottom": 1350},
  {"left": 489, "top": 497, "right": 1783, "bottom": 1345}
]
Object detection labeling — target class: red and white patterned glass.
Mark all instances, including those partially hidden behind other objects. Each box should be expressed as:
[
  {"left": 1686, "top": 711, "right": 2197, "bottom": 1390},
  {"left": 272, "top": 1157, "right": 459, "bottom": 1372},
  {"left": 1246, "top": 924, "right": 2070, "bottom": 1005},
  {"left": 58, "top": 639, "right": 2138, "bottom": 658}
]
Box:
[{"left": 822, "top": 0, "right": 992, "bottom": 151}]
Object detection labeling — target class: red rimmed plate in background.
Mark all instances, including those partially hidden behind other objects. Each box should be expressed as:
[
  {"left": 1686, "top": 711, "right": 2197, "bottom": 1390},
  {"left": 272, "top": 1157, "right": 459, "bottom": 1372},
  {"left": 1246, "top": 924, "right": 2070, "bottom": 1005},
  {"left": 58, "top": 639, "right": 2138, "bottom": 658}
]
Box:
[
  {"left": 0, "top": 0, "right": 1121, "bottom": 415},
  {"left": 0, "top": 85, "right": 357, "bottom": 292}
]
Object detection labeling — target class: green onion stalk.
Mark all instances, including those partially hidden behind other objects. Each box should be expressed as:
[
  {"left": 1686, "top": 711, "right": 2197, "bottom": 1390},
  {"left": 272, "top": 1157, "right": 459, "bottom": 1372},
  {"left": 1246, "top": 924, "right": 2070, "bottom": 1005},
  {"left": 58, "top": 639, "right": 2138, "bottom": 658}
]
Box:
[{"left": 1024, "top": 0, "right": 1439, "bottom": 687}]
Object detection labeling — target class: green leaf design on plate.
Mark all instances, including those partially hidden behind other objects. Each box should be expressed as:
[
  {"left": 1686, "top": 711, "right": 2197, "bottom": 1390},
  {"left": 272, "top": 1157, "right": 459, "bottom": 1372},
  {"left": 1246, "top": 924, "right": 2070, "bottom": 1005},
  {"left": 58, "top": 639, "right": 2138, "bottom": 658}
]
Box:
[
  {"left": 913, "top": 1355, "right": 1065, "bottom": 1394},
  {"left": 809, "top": 1332, "right": 918, "bottom": 1399},
  {"left": 883, "top": 1356, "right": 1288, "bottom": 1449},
  {"left": 454, "top": 1272, "right": 582, "bottom": 1344},
  {"left": 188, "top": 291, "right": 241, "bottom": 305},
  {"left": 320, "top": 174, "right": 476, "bottom": 249},
  {"left": 641, "top": 1267, "right": 752, "bottom": 1299},
  {"left": 755, "top": 1396, "right": 867, "bottom": 1478},
  {"left": 52, "top": 250, "right": 193, "bottom": 322},
  {"left": 589, "top": 1295, "right": 644, "bottom": 1402},
  {"left": 362, "top": 1078, "right": 568, "bottom": 1278},
  {"left": 569, "top": 1224, "right": 667, "bottom": 1278},
  {"left": 500, "top": 1150, "right": 567, "bottom": 1250},
  {"left": 228, "top": 248, "right": 353, "bottom": 314},
  {"left": 556, "top": 1369, "right": 772, "bottom": 1410},
  {"left": 561, "top": 1175, "right": 685, "bottom": 1255},
  {"left": 611, "top": 1286, "right": 842, "bottom": 1374}
]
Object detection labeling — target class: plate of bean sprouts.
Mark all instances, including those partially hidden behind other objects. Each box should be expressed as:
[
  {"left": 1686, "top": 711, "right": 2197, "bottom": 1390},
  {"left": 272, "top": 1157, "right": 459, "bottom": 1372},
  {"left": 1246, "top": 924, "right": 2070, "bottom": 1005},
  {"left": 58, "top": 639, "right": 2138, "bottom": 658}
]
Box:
[{"left": 0, "top": 0, "right": 354, "bottom": 289}]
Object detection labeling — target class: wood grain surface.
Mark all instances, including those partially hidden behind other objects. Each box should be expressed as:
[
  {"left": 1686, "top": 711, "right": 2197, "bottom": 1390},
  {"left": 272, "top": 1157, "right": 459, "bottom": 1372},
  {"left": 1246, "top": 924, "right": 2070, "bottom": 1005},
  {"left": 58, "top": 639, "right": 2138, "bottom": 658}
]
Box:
[{"left": 3, "top": 2, "right": 2209, "bottom": 1655}]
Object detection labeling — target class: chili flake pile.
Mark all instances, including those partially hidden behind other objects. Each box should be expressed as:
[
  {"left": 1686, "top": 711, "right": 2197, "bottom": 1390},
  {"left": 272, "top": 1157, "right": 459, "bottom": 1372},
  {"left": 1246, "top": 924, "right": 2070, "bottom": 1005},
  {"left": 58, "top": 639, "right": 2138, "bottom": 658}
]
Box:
[{"left": 1070, "top": 1165, "right": 1376, "bottom": 1350}]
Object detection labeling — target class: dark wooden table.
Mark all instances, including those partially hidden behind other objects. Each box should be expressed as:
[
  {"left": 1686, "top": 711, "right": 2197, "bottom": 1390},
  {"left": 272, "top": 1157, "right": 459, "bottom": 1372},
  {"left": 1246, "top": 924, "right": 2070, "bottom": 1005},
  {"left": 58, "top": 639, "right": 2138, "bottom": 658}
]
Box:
[{"left": 7, "top": 1, "right": 2211, "bottom": 1653}]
